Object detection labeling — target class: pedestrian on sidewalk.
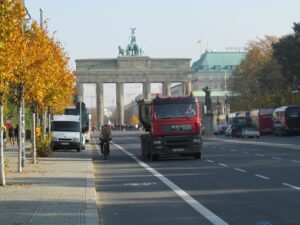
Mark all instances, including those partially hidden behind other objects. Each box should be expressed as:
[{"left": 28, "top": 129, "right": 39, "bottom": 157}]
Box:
[
  {"left": 9, "top": 126, "right": 15, "bottom": 146},
  {"left": 14, "top": 124, "right": 19, "bottom": 146},
  {"left": 1, "top": 125, "right": 7, "bottom": 148}
]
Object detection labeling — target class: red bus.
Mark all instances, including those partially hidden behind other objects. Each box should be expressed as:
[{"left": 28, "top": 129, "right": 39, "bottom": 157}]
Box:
[{"left": 250, "top": 108, "right": 274, "bottom": 134}]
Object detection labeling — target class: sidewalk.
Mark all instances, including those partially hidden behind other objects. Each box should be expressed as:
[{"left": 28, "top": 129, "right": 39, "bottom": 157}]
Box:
[{"left": 0, "top": 142, "right": 99, "bottom": 225}]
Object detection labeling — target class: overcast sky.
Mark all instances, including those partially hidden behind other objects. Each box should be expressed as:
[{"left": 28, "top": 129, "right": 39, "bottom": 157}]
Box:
[{"left": 25, "top": 0, "right": 300, "bottom": 107}]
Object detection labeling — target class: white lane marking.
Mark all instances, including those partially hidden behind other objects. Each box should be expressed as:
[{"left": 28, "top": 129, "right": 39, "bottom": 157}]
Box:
[
  {"left": 124, "top": 182, "right": 157, "bottom": 186},
  {"left": 255, "top": 154, "right": 264, "bottom": 157},
  {"left": 219, "top": 163, "right": 228, "bottom": 167},
  {"left": 255, "top": 174, "right": 270, "bottom": 180},
  {"left": 291, "top": 160, "right": 300, "bottom": 164},
  {"left": 272, "top": 157, "right": 282, "bottom": 160},
  {"left": 234, "top": 168, "right": 246, "bottom": 173},
  {"left": 113, "top": 143, "right": 230, "bottom": 225},
  {"left": 230, "top": 149, "right": 237, "bottom": 152},
  {"left": 282, "top": 183, "right": 300, "bottom": 190},
  {"left": 206, "top": 160, "right": 214, "bottom": 163}
]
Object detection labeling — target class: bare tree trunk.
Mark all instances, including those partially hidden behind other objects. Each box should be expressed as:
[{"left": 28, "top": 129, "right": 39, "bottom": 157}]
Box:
[
  {"left": 18, "top": 98, "right": 22, "bottom": 172},
  {"left": 48, "top": 107, "right": 51, "bottom": 133},
  {"left": 0, "top": 98, "right": 6, "bottom": 186},
  {"left": 43, "top": 111, "right": 47, "bottom": 139},
  {"left": 32, "top": 111, "right": 36, "bottom": 164},
  {"left": 21, "top": 89, "right": 25, "bottom": 169}
]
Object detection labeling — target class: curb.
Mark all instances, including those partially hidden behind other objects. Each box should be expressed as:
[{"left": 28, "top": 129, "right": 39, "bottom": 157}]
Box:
[{"left": 85, "top": 151, "right": 99, "bottom": 225}]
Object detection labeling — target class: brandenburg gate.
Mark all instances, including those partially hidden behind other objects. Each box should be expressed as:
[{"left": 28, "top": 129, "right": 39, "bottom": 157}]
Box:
[{"left": 75, "top": 29, "right": 196, "bottom": 128}]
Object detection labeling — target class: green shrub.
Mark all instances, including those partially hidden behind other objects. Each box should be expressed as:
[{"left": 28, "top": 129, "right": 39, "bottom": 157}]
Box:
[{"left": 36, "top": 127, "right": 52, "bottom": 157}]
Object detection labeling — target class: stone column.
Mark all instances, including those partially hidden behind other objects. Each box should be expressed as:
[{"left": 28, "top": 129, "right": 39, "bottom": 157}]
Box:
[
  {"left": 77, "top": 83, "right": 84, "bottom": 99},
  {"left": 184, "top": 81, "right": 192, "bottom": 96},
  {"left": 116, "top": 83, "right": 124, "bottom": 126},
  {"left": 181, "top": 82, "right": 185, "bottom": 96},
  {"left": 162, "top": 82, "right": 171, "bottom": 97},
  {"left": 96, "top": 82, "right": 104, "bottom": 129},
  {"left": 143, "top": 82, "right": 151, "bottom": 100}
]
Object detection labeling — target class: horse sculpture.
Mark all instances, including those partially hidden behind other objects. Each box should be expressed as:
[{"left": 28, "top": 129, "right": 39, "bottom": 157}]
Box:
[
  {"left": 118, "top": 46, "right": 124, "bottom": 56},
  {"left": 126, "top": 42, "right": 139, "bottom": 56}
]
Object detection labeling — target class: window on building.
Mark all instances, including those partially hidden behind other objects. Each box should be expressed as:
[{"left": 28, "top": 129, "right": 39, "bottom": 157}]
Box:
[
  {"left": 202, "top": 65, "right": 209, "bottom": 71},
  {"left": 215, "top": 65, "right": 221, "bottom": 71}
]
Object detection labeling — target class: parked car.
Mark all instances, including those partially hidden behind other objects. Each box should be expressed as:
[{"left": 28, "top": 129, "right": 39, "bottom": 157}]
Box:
[
  {"left": 272, "top": 105, "right": 300, "bottom": 136},
  {"left": 219, "top": 125, "right": 228, "bottom": 135},
  {"left": 231, "top": 125, "right": 242, "bottom": 137},
  {"left": 241, "top": 124, "right": 260, "bottom": 138}
]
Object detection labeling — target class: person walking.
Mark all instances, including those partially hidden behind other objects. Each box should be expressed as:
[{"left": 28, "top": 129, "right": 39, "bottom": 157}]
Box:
[
  {"left": 14, "top": 124, "right": 19, "bottom": 146},
  {"left": 8, "top": 126, "right": 15, "bottom": 146}
]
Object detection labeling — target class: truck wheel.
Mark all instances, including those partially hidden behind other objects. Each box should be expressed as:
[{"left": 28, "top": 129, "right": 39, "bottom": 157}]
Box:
[
  {"left": 194, "top": 152, "right": 201, "bottom": 159},
  {"left": 151, "top": 154, "right": 159, "bottom": 161},
  {"left": 77, "top": 148, "right": 81, "bottom": 152},
  {"left": 141, "top": 148, "right": 146, "bottom": 158}
]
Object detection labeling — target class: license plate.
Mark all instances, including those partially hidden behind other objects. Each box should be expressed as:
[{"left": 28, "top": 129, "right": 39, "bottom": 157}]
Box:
[
  {"left": 173, "top": 148, "right": 184, "bottom": 152},
  {"left": 61, "top": 142, "right": 69, "bottom": 145}
]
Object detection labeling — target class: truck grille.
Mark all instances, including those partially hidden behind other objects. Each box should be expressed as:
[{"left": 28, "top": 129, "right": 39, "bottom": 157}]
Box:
[
  {"left": 164, "top": 136, "right": 190, "bottom": 148},
  {"left": 162, "top": 124, "right": 192, "bottom": 132}
]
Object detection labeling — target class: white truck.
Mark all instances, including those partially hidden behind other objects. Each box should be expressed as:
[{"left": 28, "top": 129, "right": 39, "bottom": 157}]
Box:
[{"left": 51, "top": 115, "right": 85, "bottom": 152}]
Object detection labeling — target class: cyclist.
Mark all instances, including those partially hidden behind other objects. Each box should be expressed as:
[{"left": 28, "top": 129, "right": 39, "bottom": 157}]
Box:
[{"left": 99, "top": 124, "right": 112, "bottom": 155}]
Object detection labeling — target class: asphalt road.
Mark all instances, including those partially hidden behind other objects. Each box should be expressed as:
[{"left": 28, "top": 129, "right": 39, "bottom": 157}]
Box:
[{"left": 92, "top": 132, "right": 300, "bottom": 225}]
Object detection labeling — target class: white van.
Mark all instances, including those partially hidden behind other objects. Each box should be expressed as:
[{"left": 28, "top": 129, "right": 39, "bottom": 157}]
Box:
[{"left": 51, "top": 115, "right": 85, "bottom": 152}]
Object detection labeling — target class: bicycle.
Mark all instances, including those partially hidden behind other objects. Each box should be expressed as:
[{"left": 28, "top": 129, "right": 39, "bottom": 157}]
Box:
[{"left": 102, "top": 140, "right": 109, "bottom": 160}]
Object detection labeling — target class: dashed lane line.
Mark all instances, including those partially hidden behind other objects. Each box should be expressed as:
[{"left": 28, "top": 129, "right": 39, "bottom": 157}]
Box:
[
  {"left": 255, "top": 174, "right": 270, "bottom": 180},
  {"left": 113, "top": 142, "right": 230, "bottom": 225},
  {"left": 230, "top": 149, "right": 237, "bottom": 152},
  {"left": 272, "top": 157, "right": 282, "bottom": 160},
  {"left": 291, "top": 160, "right": 300, "bottom": 164},
  {"left": 282, "top": 183, "right": 300, "bottom": 191},
  {"left": 219, "top": 163, "right": 228, "bottom": 167},
  {"left": 206, "top": 159, "right": 214, "bottom": 163},
  {"left": 255, "top": 154, "right": 265, "bottom": 157},
  {"left": 234, "top": 168, "right": 246, "bottom": 173}
]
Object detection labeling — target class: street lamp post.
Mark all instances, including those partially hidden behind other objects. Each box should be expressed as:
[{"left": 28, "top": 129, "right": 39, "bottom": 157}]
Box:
[
  {"left": 79, "top": 98, "right": 82, "bottom": 152},
  {"left": 224, "top": 95, "right": 229, "bottom": 125},
  {"left": 217, "top": 97, "right": 221, "bottom": 124}
]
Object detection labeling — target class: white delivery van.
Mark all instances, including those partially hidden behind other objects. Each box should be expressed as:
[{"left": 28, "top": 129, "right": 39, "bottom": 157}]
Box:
[{"left": 51, "top": 115, "right": 85, "bottom": 152}]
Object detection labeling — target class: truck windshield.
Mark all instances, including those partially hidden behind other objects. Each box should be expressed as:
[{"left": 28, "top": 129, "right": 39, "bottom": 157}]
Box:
[
  {"left": 52, "top": 121, "right": 80, "bottom": 132},
  {"left": 155, "top": 103, "right": 197, "bottom": 119}
]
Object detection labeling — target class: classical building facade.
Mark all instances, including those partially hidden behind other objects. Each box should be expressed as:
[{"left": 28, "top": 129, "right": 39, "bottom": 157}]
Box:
[{"left": 75, "top": 56, "right": 195, "bottom": 128}]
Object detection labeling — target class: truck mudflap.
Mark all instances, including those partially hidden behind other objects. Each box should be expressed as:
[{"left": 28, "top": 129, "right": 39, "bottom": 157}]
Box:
[{"left": 141, "top": 134, "right": 202, "bottom": 160}]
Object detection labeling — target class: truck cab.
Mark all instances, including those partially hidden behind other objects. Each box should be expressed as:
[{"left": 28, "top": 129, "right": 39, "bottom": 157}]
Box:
[{"left": 138, "top": 95, "right": 202, "bottom": 160}]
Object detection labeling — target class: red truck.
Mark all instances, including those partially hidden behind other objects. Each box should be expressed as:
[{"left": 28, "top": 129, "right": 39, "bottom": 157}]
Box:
[{"left": 138, "top": 94, "right": 202, "bottom": 161}]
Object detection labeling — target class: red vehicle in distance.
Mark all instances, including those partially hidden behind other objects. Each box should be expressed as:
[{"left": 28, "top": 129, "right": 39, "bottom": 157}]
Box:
[{"left": 250, "top": 108, "right": 274, "bottom": 134}]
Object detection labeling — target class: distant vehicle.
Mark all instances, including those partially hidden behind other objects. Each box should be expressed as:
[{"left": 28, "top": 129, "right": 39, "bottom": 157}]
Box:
[
  {"left": 232, "top": 116, "right": 253, "bottom": 137},
  {"left": 214, "top": 123, "right": 227, "bottom": 135},
  {"left": 214, "top": 124, "right": 221, "bottom": 135},
  {"left": 250, "top": 108, "right": 274, "bottom": 134},
  {"left": 272, "top": 105, "right": 300, "bottom": 136},
  {"left": 51, "top": 115, "right": 85, "bottom": 152},
  {"left": 241, "top": 124, "right": 260, "bottom": 138},
  {"left": 225, "top": 125, "right": 233, "bottom": 137},
  {"left": 64, "top": 102, "right": 91, "bottom": 142}
]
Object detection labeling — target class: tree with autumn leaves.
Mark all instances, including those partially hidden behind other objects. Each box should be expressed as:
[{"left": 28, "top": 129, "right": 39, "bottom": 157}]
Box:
[
  {"left": 230, "top": 23, "right": 300, "bottom": 111},
  {"left": 1, "top": 0, "right": 75, "bottom": 185}
]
